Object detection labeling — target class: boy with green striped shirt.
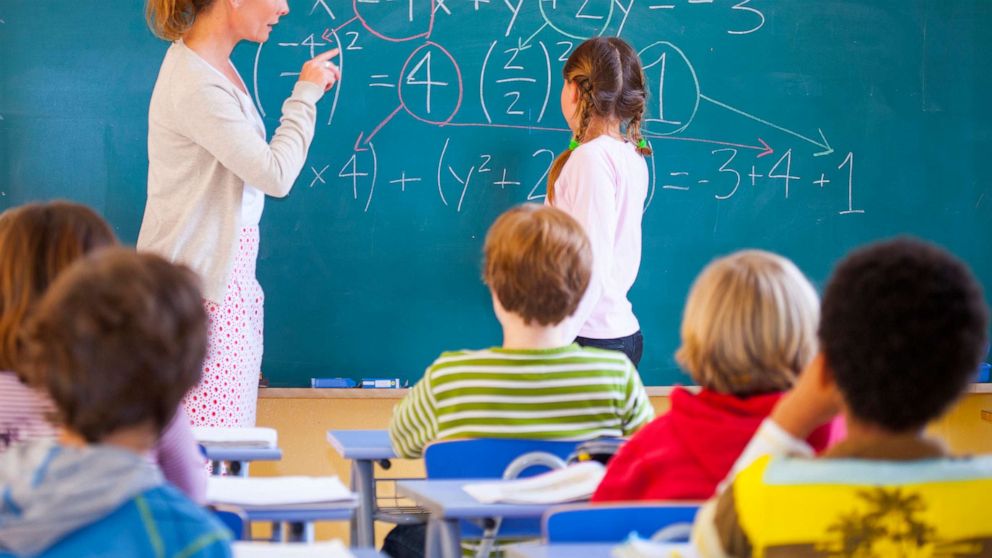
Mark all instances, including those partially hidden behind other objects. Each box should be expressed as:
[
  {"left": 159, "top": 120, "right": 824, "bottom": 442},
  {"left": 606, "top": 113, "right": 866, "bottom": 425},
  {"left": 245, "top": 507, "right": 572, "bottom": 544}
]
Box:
[{"left": 389, "top": 204, "right": 653, "bottom": 460}]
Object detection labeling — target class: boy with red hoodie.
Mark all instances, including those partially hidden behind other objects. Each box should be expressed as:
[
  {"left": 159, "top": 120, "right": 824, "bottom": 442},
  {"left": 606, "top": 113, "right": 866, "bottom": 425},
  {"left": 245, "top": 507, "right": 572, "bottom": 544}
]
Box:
[{"left": 593, "top": 250, "right": 834, "bottom": 502}]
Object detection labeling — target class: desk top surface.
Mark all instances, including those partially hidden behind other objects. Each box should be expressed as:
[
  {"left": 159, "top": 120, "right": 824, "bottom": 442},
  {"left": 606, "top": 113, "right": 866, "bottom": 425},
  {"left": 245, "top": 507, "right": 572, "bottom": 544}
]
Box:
[
  {"left": 326, "top": 430, "right": 396, "bottom": 460},
  {"left": 237, "top": 501, "right": 357, "bottom": 522},
  {"left": 506, "top": 542, "right": 695, "bottom": 558},
  {"left": 396, "top": 479, "right": 560, "bottom": 519},
  {"left": 200, "top": 446, "right": 283, "bottom": 462}
]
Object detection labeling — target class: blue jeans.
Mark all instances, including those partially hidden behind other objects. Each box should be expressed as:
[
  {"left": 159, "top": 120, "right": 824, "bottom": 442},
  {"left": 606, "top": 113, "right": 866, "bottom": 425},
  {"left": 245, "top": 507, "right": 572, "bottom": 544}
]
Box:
[{"left": 575, "top": 330, "right": 643, "bottom": 367}]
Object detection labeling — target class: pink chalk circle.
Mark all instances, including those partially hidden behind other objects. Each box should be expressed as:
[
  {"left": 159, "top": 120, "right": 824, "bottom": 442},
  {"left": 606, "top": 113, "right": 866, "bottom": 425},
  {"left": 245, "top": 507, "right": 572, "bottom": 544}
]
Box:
[
  {"left": 398, "top": 41, "right": 464, "bottom": 126},
  {"left": 353, "top": 0, "right": 436, "bottom": 43}
]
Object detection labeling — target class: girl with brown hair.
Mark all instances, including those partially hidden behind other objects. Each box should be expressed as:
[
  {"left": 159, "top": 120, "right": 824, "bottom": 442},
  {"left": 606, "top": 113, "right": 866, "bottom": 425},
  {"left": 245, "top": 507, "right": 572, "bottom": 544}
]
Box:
[
  {"left": 0, "top": 201, "right": 209, "bottom": 503},
  {"left": 547, "top": 37, "right": 652, "bottom": 367},
  {"left": 139, "top": 0, "right": 340, "bottom": 427}
]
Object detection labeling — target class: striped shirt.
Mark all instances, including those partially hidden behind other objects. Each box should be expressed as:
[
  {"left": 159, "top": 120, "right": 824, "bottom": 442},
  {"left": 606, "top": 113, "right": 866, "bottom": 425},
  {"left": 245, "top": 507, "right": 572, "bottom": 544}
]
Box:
[
  {"left": 389, "top": 344, "right": 654, "bottom": 459},
  {"left": 0, "top": 371, "right": 57, "bottom": 451}
]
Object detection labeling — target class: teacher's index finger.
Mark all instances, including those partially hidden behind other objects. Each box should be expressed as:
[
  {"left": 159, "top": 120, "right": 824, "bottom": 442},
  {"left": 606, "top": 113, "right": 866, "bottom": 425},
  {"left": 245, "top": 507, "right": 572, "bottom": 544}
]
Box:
[{"left": 314, "top": 48, "right": 340, "bottom": 62}]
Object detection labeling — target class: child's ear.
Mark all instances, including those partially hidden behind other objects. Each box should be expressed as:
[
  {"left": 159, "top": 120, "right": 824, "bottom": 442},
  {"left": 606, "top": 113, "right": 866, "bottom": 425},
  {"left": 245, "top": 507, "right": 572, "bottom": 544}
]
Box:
[{"left": 565, "top": 80, "right": 580, "bottom": 104}]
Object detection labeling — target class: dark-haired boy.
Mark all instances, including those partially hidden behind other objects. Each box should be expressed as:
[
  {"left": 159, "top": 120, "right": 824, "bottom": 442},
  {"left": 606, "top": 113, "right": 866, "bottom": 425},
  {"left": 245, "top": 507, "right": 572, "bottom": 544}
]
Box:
[
  {"left": 0, "top": 249, "right": 231, "bottom": 558},
  {"left": 693, "top": 237, "right": 992, "bottom": 557}
]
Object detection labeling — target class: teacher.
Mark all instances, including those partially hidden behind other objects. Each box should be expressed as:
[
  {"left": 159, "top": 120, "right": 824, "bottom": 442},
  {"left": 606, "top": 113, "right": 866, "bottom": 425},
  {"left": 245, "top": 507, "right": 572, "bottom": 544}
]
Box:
[{"left": 138, "top": 0, "right": 339, "bottom": 427}]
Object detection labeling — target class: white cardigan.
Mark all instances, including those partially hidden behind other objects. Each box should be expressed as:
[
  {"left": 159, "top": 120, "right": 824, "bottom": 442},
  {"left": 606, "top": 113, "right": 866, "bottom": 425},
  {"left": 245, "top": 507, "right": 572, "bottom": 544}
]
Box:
[{"left": 138, "top": 41, "right": 322, "bottom": 302}]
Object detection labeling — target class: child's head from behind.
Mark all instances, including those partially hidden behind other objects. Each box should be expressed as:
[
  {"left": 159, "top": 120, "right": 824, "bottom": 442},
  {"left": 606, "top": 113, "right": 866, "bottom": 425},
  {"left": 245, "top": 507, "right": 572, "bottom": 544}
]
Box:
[
  {"left": 558, "top": 37, "right": 649, "bottom": 146},
  {"left": 820, "top": 237, "right": 988, "bottom": 432},
  {"left": 483, "top": 204, "right": 591, "bottom": 327},
  {"left": 676, "top": 250, "right": 820, "bottom": 396},
  {"left": 22, "top": 249, "right": 207, "bottom": 444},
  {"left": 0, "top": 201, "right": 117, "bottom": 373},
  {"left": 548, "top": 37, "right": 651, "bottom": 201}
]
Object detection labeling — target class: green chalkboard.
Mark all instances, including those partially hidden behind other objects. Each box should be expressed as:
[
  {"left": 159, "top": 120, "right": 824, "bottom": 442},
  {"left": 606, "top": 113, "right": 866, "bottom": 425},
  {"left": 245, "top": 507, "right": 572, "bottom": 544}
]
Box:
[{"left": 2, "top": 1, "right": 990, "bottom": 386}]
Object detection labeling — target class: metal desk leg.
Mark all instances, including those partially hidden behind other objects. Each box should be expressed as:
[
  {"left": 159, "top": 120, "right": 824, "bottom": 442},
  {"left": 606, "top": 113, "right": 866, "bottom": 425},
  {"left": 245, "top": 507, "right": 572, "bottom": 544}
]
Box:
[
  {"left": 426, "top": 517, "right": 462, "bottom": 558},
  {"left": 351, "top": 459, "right": 376, "bottom": 547},
  {"left": 229, "top": 460, "right": 249, "bottom": 478},
  {"left": 286, "top": 522, "right": 313, "bottom": 542}
]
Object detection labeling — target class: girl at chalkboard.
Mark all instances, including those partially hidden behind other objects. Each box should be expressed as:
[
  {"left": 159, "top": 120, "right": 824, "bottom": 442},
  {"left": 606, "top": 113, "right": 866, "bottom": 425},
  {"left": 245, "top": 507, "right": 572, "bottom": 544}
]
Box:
[
  {"left": 139, "top": 0, "right": 340, "bottom": 428},
  {"left": 547, "top": 37, "right": 651, "bottom": 367}
]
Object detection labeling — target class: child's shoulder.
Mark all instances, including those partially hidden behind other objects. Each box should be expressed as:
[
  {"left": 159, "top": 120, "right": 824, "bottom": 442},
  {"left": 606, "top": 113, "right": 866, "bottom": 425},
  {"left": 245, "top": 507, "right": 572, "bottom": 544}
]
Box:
[
  {"left": 134, "top": 486, "right": 232, "bottom": 554},
  {"left": 429, "top": 347, "right": 488, "bottom": 367},
  {"left": 427, "top": 345, "right": 631, "bottom": 371},
  {"left": 38, "top": 486, "right": 231, "bottom": 558},
  {"left": 752, "top": 452, "right": 992, "bottom": 487},
  {"left": 570, "top": 345, "right": 635, "bottom": 367}
]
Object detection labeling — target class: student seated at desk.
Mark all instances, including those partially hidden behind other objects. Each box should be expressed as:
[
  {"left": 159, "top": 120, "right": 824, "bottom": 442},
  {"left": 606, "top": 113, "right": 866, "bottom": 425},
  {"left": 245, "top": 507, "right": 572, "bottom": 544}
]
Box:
[
  {"left": 593, "top": 250, "right": 834, "bottom": 503},
  {"left": 0, "top": 250, "right": 231, "bottom": 558},
  {"left": 389, "top": 203, "right": 653, "bottom": 458},
  {"left": 0, "top": 202, "right": 207, "bottom": 502},
  {"left": 692, "top": 238, "right": 992, "bottom": 557},
  {"left": 385, "top": 204, "right": 653, "bottom": 558}
]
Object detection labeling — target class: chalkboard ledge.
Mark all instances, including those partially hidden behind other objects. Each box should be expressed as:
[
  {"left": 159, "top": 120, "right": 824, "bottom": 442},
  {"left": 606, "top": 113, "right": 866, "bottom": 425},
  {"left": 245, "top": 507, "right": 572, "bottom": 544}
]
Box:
[{"left": 258, "top": 384, "right": 992, "bottom": 399}]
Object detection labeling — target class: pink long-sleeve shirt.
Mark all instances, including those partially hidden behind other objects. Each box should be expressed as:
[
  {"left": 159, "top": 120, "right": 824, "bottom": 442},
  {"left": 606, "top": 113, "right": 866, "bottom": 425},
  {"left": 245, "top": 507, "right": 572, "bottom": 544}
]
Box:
[
  {"left": 0, "top": 371, "right": 207, "bottom": 503},
  {"left": 550, "top": 136, "right": 649, "bottom": 340}
]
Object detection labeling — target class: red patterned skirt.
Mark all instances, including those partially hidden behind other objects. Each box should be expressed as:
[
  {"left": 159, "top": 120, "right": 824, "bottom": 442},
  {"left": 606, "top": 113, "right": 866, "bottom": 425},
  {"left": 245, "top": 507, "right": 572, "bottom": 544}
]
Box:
[{"left": 184, "top": 227, "right": 264, "bottom": 427}]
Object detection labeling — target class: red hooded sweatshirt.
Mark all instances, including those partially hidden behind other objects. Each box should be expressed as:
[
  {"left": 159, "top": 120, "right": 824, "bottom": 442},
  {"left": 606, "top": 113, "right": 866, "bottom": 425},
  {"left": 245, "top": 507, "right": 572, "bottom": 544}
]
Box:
[{"left": 591, "top": 387, "right": 835, "bottom": 502}]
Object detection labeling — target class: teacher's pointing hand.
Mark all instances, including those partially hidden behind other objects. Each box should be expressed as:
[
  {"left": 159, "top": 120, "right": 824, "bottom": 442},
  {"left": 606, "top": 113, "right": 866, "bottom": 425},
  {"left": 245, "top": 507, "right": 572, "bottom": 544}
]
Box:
[{"left": 300, "top": 48, "right": 341, "bottom": 92}]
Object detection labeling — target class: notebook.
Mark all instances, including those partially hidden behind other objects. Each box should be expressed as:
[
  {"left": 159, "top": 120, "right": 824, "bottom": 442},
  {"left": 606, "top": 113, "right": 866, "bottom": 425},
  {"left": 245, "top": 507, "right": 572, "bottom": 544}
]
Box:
[{"left": 462, "top": 461, "right": 606, "bottom": 504}]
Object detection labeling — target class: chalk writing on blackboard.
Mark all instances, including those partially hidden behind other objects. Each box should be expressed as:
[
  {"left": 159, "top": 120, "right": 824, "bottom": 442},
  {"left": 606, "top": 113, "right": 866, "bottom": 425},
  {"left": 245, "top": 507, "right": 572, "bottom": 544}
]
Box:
[{"left": 249, "top": 0, "right": 864, "bottom": 216}]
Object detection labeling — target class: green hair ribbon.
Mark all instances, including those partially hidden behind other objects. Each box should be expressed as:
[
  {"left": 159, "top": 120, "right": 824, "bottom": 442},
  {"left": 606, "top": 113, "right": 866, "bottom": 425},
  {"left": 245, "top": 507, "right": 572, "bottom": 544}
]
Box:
[
  {"left": 638, "top": 138, "right": 648, "bottom": 149},
  {"left": 568, "top": 138, "right": 581, "bottom": 151}
]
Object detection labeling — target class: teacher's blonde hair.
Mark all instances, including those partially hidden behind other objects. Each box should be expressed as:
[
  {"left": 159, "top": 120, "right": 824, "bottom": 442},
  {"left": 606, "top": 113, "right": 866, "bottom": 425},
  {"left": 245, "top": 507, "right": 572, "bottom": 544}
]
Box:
[
  {"left": 676, "top": 250, "right": 820, "bottom": 396},
  {"left": 146, "top": 0, "right": 216, "bottom": 41}
]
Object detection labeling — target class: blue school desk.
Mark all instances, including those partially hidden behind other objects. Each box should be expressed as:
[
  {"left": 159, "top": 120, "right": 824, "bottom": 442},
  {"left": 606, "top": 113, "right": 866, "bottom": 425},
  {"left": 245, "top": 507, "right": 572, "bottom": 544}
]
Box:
[
  {"left": 396, "top": 479, "right": 563, "bottom": 558},
  {"left": 505, "top": 542, "right": 696, "bottom": 558},
  {"left": 328, "top": 429, "right": 423, "bottom": 547},
  {"left": 200, "top": 446, "right": 283, "bottom": 477},
  {"left": 235, "top": 500, "right": 357, "bottom": 543}
]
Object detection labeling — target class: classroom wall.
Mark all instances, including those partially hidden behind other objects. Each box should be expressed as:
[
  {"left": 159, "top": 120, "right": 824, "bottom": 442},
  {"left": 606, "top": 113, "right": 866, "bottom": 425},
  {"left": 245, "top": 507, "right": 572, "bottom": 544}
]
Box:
[{"left": 250, "top": 387, "right": 992, "bottom": 545}]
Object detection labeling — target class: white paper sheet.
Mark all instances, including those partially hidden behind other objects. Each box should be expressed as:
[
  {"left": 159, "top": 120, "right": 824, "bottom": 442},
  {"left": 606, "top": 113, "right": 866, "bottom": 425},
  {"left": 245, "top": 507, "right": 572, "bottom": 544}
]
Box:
[
  {"left": 611, "top": 538, "right": 697, "bottom": 558},
  {"left": 462, "top": 461, "right": 605, "bottom": 504},
  {"left": 207, "top": 476, "right": 356, "bottom": 506}
]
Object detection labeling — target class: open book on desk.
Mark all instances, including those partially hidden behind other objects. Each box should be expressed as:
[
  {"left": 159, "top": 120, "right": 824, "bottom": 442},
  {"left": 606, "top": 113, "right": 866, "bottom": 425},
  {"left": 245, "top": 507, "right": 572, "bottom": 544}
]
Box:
[
  {"left": 193, "top": 426, "right": 278, "bottom": 448},
  {"left": 462, "top": 461, "right": 605, "bottom": 504},
  {"left": 207, "top": 476, "right": 356, "bottom": 507}
]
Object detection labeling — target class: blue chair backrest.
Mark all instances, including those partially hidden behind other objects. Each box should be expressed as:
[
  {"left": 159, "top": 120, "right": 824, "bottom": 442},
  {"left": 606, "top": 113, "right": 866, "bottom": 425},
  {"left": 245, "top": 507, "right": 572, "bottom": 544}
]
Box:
[
  {"left": 210, "top": 506, "right": 248, "bottom": 540},
  {"left": 424, "top": 438, "right": 582, "bottom": 479},
  {"left": 544, "top": 503, "right": 701, "bottom": 543},
  {"left": 422, "top": 438, "right": 587, "bottom": 539}
]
